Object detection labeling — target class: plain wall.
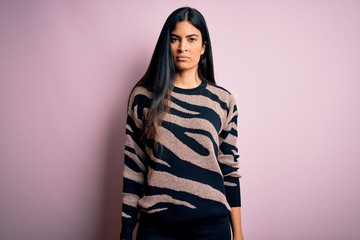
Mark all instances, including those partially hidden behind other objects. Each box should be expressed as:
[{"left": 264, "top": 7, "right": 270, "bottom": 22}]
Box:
[{"left": 1, "top": 0, "right": 359, "bottom": 239}]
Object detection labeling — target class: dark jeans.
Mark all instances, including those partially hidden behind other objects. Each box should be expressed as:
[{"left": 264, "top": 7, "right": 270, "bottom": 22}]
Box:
[{"left": 136, "top": 215, "right": 231, "bottom": 240}]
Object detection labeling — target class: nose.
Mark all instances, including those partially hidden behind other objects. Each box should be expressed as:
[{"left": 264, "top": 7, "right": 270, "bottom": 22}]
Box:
[{"left": 178, "top": 40, "right": 188, "bottom": 52}]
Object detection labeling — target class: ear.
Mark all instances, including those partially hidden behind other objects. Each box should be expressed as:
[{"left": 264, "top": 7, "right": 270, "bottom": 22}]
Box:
[{"left": 201, "top": 42, "right": 207, "bottom": 55}]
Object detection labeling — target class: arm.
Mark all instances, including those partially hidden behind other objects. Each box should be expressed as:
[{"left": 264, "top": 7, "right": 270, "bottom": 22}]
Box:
[
  {"left": 218, "top": 94, "right": 244, "bottom": 239},
  {"left": 230, "top": 207, "right": 244, "bottom": 240},
  {"left": 120, "top": 89, "right": 149, "bottom": 240}
]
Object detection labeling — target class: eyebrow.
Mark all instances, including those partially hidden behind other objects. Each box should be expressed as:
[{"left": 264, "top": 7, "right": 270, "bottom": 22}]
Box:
[{"left": 170, "top": 33, "right": 200, "bottom": 38}]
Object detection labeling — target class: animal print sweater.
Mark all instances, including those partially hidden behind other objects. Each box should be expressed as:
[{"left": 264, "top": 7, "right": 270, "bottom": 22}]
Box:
[{"left": 120, "top": 81, "right": 241, "bottom": 239}]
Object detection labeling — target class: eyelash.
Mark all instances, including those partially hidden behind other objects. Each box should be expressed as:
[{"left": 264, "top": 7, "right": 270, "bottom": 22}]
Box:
[
  {"left": 171, "top": 38, "right": 179, "bottom": 43},
  {"left": 170, "top": 37, "right": 197, "bottom": 43}
]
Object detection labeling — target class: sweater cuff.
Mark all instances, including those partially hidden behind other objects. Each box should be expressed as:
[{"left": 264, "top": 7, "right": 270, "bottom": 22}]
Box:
[
  {"left": 225, "top": 177, "right": 241, "bottom": 207},
  {"left": 120, "top": 221, "right": 136, "bottom": 240}
]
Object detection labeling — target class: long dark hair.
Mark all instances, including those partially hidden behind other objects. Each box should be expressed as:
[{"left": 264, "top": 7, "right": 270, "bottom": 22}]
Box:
[{"left": 137, "top": 7, "right": 215, "bottom": 140}]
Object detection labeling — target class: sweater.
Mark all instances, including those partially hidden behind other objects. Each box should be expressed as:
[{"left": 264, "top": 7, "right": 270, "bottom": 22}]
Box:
[{"left": 120, "top": 81, "right": 241, "bottom": 239}]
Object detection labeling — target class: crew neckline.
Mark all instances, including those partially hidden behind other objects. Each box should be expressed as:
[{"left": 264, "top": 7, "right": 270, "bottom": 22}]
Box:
[{"left": 172, "top": 81, "right": 207, "bottom": 94}]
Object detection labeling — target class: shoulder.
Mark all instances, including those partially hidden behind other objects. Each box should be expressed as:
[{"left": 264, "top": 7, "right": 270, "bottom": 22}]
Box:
[
  {"left": 128, "top": 85, "right": 153, "bottom": 109},
  {"left": 129, "top": 85, "right": 152, "bottom": 99},
  {"left": 205, "top": 82, "right": 237, "bottom": 106}
]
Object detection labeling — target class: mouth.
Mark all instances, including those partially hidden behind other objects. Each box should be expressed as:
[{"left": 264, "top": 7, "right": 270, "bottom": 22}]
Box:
[{"left": 176, "top": 56, "right": 189, "bottom": 62}]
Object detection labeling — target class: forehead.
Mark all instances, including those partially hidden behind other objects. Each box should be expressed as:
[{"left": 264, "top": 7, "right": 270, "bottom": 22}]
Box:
[{"left": 171, "top": 21, "right": 201, "bottom": 36}]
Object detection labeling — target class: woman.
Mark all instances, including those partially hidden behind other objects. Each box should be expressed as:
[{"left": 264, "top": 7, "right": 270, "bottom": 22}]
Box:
[{"left": 120, "top": 7, "right": 243, "bottom": 240}]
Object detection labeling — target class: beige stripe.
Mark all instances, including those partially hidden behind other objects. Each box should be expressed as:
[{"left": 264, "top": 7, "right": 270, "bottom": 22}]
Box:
[
  {"left": 127, "top": 86, "right": 152, "bottom": 129},
  {"left": 162, "top": 112, "right": 218, "bottom": 141},
  {"left": 147, "top": 171, "right": 230, "bottom": 210},
  {"left": 205, "top": 85, "right": 233, "bottom": 103},
  {"left": 219, "top": 128, "right": 237, "bottom": 142},
  {"left": 171, "top": 101, "right": 199, "bottom": 115},
  {"left": 221, "top": 119, "right": 237, "bottom": 131},
  {"left": 163, "top": 113, "right": 218, "bottom": 137},
  {"left": 172, "top": 94, "right": 227, "bottom": 124},
  {"left": 172, "top": 92, "right": 227, "bottom": 115},
  {"left": 224, "top": 181, "right": 238, "bottom": 187},
  {"left": 138, "top": 194, "right": 196, "bottom": 209},
  {"left": 128, "top": 86, "right": 152, "bottom": 108},
  {"left": 125, "top": 124, "right": 132, "bottom": 132},
  {"left": 218, "top": 155, "right": 240, "bottom": 178},
  {"left": 122, "top": 193, "right": 139, "bottom": 208},
  {"left": 157, "top": 126, "right": 220, "bottom": 173},
  {"left": 221, "top": 112, "right": 237, "bottom": 132},
  {"left": 132, "top": 106, "right": 144, "bottom": 129},
  {"left": 146, "top": 146, "right": 171, "bottom": 168},
  {"left": 125, "top": 149, "right": 146, "bottom": 172},
  {"left": 122, "top": 212, "right": 131, "bottom": 218},
  {"left": 146, "top": 208, "right": 168, "bottom": 214},
  {"left": 123, "top": 165, "right": 144, "bottom": 184},
  {"left": 224, "top": 171, "right": 241, "bottom": 178}
]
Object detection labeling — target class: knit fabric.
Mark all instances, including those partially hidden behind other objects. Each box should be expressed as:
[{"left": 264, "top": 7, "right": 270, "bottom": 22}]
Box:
[{"left": 120, "top": 81, "right": 241, "bottom": 239}]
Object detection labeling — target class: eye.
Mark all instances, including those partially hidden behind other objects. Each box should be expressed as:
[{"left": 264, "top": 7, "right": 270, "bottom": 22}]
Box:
[
  {"left": 188, "top": 37, "right": 197, "bottom": 42},
  {"left": 170, "top": 37, "right": 179, "bottom": 43}
]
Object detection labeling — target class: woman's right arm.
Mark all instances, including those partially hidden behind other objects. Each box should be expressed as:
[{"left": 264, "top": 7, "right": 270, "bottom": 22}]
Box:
[{"left": 120, "top": 89, "right": 148, "bottom": 240}]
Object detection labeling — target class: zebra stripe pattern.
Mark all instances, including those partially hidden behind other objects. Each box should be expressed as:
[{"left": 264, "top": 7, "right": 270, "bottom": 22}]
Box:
[{"left": 121, "top": 81, "right": 240, "bottom": 238}]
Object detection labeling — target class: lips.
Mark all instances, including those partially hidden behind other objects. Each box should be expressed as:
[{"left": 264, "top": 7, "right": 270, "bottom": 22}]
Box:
[{"left": 176, "top": 56, "right": 189, "bottom": 61}]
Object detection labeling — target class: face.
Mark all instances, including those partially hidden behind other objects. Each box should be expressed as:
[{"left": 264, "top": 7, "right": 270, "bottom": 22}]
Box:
[{"left": 170, "top": 21, "right": 206, "bottom": 72}]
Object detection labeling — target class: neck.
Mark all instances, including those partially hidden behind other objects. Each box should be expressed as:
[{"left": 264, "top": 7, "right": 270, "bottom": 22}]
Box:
[{"left": 174, "top": 69, "right": 201, "bottom": 89}]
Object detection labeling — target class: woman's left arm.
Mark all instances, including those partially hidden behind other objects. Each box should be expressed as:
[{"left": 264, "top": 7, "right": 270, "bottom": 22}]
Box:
[
  {"left": 218, "top": 92, "right": 243, "bottom": 239},
  {"left": 230, "top": 207, "right": 244, "bottom": 240}
]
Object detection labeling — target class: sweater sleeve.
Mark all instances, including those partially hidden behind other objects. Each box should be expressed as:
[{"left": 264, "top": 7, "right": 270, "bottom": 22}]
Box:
[
  {"left": 120, "top": 88, "right": 148, "bottom": 240},
  {"left": 218, "top": 94, "right": 241, "bottom": 207}
]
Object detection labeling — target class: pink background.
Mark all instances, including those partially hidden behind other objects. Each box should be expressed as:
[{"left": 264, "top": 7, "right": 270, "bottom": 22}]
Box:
[{"left": 1, "top": 1, "right": 360, "bottom": 239}]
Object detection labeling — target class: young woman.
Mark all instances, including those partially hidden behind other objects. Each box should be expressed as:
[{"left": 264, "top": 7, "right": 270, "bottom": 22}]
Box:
[{"left": 120, "top": 7, "right": 243, "bottom": 240}]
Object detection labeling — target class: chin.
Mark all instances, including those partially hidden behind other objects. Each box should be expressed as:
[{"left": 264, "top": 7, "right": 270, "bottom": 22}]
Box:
[
  {"left": 175, "top": 64, "right": 196, "bottom": 72},
  {"left": 176, "top": 66, "right": 188, "bottom": 71}
]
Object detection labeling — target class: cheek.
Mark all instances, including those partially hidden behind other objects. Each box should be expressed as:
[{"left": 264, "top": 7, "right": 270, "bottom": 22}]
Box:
[
  {"left": 194, "top": 46, "right": 204, "bottom": 58},
  {"left": 170, "top": 45, "right": 175, "bottom": 54},
  {"left": 171, "top": 44, "right": 178, "bottom": 54}
]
